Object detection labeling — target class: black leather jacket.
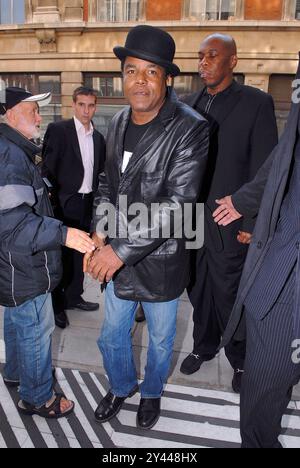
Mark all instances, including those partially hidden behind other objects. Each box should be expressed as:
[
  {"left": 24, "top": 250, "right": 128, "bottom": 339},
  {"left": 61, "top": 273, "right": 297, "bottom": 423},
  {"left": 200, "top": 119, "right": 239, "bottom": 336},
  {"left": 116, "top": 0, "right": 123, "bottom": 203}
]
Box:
[{"left": 93, "top": 88, "right": 209, "bottom": 302}]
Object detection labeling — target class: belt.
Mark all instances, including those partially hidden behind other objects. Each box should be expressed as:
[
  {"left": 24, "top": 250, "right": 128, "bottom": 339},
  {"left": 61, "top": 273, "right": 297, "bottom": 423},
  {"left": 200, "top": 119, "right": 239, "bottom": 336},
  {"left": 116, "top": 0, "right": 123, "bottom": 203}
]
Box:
[{"left": 76, "top": 192, "right": 93, "bottom": 199}]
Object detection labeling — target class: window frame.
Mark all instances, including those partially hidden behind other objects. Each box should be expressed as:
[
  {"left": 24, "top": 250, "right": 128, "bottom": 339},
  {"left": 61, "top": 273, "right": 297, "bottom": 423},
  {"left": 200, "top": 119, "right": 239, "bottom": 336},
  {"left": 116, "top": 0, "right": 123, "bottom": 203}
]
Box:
[
  {"left": 0, "top": 0, "right": 26, "bottom": 25},
  {"left": 84, "top": 72, "right": 126, "bottom": 104},
  {"left": 92, "top": 0, "right": 146, "bottom": 23},
  {"left": 183, "top": 0, "right": 237, "bottom": 21}
]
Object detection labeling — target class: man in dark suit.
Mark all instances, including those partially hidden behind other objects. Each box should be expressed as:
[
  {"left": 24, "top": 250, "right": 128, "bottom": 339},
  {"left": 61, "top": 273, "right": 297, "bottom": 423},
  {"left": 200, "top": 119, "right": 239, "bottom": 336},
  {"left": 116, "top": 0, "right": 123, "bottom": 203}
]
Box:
[
  {"left": 213, "top": 56, "right": 300, "bottom": 448},
  {"left": 42, "top": 86, "right": 106, "bottom": 328},
  {"left": 180, "top": 34, "right": 278, "bottom": 393}
]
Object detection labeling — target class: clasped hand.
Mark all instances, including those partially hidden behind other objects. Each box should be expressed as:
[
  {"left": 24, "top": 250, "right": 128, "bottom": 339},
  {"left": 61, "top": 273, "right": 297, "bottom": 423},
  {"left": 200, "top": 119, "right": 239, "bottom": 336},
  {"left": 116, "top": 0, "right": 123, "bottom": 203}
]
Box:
[{"left": 83, "top": 234, "right": 124, "bottom": 283}]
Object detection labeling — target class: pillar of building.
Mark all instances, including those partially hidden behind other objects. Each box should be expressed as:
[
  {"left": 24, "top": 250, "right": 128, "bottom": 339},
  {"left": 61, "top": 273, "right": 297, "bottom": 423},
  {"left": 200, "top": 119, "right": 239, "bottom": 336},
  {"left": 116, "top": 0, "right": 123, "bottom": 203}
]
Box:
[
  {"left": 235, "top": 0, "right": 245, "bottom": 19},
  {"left": 244, "top": 74, "right": 270, "bottom": 93},
  {"left": 32, "top": 0, "right": 61, "bottom": 23},
  {"left": 61, "top": 71, "right": 83, "bottom": 119},
  {"left": 283, "top": 0, "right": 297, "bottom": 20}
]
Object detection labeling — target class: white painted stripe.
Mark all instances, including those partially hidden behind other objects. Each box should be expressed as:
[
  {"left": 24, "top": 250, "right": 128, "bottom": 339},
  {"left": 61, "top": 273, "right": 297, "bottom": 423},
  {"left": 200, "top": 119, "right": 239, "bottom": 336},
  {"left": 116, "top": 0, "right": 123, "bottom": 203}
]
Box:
[
  {"left": 282, "top": 414, "right": 300, "bottom": 430},
  {"left": 73, "top": 370, "right": 112, "bottom": 441},
  {"left": 0, "top": 375, "right": 34, "bottom": 448},
  {"left": 118, "top": 410, "right": 242, "bottom": 444},
  {"left": 129, "top": 393, "right": 240, "bottom": 422},
  {"left": 31, "top": 415, "right": 58, "bottom": 448},
  {"left": 58, "top": 418, "right": 81, "bottom": 449},
  {"left": 112, "top": 432, "right": 207, "bottom": 449},
  {"left": 0, "top": 431, "right": 7, "bottom": 448},
  {"left": 89, "top": 372, "right": 116, "bottom": 435},
  {"left": 0, "top": 339, "right": 5, "bottom": 362},
  {"left": 280, "top": 434, "right": 300, "bottom": 449},
  {"left": 55, "top": 368, "right": 102, "bottom": 447},
  {"left": 164, "top": 382, "right": 240, "bottom": 405},
  {"left": 13, "top": 428, "right": 34, "bottom": 449}
]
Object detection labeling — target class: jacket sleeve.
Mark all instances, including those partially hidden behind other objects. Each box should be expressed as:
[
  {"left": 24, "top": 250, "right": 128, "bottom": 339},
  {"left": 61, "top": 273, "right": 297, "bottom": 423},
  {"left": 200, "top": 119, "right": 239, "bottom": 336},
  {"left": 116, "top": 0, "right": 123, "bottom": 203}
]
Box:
[
  {"left": 110, "top": 121, "right": 209, "bottom": 266},
  {"left": 0, "top": 147, "right": 67, "bottom": 255},
  {"left": 242, "top": 94, "right": 278, "bottom": 232},
  {"left": 91, "top": 167, "right": 111, "bottom": 233},
  {"left": 232, "top": 147, "right": 276, "bottom": 219},
  {"left": 41, "top": 123, "right": 63, "bottom": 188}
]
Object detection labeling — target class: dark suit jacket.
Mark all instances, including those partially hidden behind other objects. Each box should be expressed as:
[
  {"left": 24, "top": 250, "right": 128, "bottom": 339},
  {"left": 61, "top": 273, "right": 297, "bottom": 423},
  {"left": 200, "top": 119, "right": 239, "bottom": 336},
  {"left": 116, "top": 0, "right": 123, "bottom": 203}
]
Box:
[
  {"left": 221, "top": 58, "right": 300, "bottom": 345},
  {"left": 184, "top": 82, "right": 278, "bottom": 253},
  {"left": 41, "top": 119, "right": 106, "bottom": 212}
]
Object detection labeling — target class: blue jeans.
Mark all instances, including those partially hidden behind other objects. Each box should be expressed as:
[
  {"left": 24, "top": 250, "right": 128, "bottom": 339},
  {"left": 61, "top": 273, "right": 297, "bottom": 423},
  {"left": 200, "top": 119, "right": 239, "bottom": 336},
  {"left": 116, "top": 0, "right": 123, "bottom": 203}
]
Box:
[
  {"left": 98, "top": 281, "right": 179, "bottom": 398},
  {"left": 4, "top": 293, "right": 55, "bottom": 407}
]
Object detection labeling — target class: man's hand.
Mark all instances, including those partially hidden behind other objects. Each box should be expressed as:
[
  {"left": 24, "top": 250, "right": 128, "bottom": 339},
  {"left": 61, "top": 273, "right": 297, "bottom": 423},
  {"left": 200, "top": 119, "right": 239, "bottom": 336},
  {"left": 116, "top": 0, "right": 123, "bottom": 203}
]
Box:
[
  {"left": 213, "top": 196, "right": 242, "bottom": 226},
  {"left": 87, "top": 245, "right": 124, "bottom": 283},
  {"left": 237, "top": 231, "right": 252, "bottom": 245},
  {"left": 83, "top": 233, "right": 106, "bottom": 273},
  {"left": 65, "top": 227, "right": 95, "bottom": 254}
]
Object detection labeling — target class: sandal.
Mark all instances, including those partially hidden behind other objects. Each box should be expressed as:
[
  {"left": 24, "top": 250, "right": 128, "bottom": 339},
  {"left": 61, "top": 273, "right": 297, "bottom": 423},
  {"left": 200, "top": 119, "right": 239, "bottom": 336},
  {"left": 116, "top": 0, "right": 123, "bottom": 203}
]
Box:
[{"left": 18, "top": 392, "right": 75, "bottom": 419}]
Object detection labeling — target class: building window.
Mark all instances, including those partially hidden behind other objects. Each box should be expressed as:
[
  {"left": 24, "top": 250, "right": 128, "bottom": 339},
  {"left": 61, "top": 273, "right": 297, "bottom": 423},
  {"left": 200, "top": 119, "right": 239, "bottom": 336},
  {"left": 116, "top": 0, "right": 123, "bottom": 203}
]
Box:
[
  {"left": 184, "top": 0, "right": 236, "bottom": 21},
  {"left": 296, "top": 0, "right": 300, "bottom": 19},
  {"left": 84, "top": 73, "right": 126, "bottom": 136},
  {"left": 0, "top": 73, "right": 61, "bottom": 136},
  {"left": 0, "top": 0, "right": 25, "bottom": 24},
  {"left": 96, "top": 0, "right": 143, "bottom": 22}
]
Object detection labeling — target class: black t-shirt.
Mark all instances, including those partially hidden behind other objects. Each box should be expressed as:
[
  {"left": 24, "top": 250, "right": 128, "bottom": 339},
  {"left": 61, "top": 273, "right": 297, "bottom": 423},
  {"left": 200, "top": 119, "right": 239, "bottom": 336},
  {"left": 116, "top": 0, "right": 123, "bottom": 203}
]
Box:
[{"left": 122, "top": 115, "right": 159, "bottom": 174}]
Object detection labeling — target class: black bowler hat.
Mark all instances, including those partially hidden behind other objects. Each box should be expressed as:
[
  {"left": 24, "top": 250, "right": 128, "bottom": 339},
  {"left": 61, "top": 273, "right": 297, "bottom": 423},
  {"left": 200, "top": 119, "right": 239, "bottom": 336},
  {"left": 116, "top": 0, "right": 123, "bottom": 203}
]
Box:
[
  {"left": 114, "top": 25, "right": 180, "bottom": 77},
  {"left": 0, "top": 87, "right": 52, "bottom": 115}
]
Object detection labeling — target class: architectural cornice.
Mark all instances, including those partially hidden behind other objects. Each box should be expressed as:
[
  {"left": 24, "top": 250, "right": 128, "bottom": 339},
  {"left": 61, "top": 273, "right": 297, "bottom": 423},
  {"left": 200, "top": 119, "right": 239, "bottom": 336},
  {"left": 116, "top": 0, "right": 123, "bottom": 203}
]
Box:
[{"left": 2, "top": 20, "right": 300, "bottom": 34}]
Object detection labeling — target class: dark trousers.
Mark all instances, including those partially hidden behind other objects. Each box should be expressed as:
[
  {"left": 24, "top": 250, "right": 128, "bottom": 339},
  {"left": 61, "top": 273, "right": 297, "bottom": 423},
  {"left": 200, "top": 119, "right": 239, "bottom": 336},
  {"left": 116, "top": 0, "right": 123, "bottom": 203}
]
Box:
[
  {"left": 241, "top": 269, "right": 300, "bottom": 448},
  {"left": 52, "top": 193, "right": 93, "bottom": 315},
  {"left": 188, "top": 246, "right": 247, "bottom": 369}
]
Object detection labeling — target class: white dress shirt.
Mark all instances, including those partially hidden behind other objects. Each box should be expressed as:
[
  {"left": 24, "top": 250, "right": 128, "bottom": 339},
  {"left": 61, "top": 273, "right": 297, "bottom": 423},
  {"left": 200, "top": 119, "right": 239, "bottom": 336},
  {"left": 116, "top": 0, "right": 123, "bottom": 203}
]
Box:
[{"left": 74, "top": 116, "right": 94, "bottom": 194}]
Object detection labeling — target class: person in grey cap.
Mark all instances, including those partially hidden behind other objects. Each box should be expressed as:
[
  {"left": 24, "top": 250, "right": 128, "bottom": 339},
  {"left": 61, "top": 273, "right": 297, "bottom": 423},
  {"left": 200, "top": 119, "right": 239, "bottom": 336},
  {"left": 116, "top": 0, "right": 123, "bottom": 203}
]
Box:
[
  {"left": 0, "top": 87, "right": 95, "bottom": 419},
  {"left": 84, "top": 25, "right": 209, "bottom": 430}
]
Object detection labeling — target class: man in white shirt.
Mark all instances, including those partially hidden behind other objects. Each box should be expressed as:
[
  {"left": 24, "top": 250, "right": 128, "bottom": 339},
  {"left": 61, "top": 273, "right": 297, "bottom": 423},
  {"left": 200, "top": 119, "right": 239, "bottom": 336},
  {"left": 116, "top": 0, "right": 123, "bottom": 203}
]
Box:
[{"left": 42, "top": 87, "right": 106, "bottom": 328}]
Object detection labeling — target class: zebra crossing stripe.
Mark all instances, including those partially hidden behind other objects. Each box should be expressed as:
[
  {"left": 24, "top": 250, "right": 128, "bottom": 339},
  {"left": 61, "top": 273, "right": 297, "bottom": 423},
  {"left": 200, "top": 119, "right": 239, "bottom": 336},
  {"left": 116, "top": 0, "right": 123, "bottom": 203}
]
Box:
[
  {"left": 0, "top": 367, "right": 300, "bottom": 448},
  {"left": 55, "top": 368, "right": 102, "bottom": 448}
]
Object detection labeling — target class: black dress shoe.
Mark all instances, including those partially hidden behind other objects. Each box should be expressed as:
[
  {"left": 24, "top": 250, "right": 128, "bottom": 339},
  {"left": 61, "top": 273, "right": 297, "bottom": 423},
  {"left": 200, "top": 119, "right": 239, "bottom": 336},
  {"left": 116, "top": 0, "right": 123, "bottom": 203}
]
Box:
[
  {"left": 68, "top": 300, "right": 99, "bottom": 312},
  {"left": 55, "top": 311, "right": 69, "bottom": 329},
  {"left": 95, "top": 386, "right": 139, "bottom": 423},
  {"left": 135, "top": 305, "right": 146, "bottom": 323},
  {"left": 232, "top": 369, "right": 244, "bottom": 394},
  {"left": 180, "top": 352, "right": 215, "bottom": 375},
  {"left": 137, "top": 398, "right": 161, "bottom": 430}
]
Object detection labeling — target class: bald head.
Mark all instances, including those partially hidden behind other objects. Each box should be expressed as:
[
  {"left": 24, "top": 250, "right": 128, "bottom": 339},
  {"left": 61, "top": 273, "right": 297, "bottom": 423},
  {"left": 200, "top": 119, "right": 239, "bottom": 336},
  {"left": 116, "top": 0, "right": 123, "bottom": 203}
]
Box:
[
  {"left": 202, "top": 34, "right": 237, "bottom": 56},
  {"left": 198, "top": 34, "right": 238, "bottom": 95}
]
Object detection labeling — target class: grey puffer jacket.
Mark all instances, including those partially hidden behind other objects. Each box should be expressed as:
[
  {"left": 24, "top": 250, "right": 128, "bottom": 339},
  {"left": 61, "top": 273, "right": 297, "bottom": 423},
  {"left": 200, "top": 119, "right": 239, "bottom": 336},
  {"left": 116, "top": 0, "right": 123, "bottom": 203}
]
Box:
[{"left": 0, "top": 123, "right": 67, "bottom": 307}]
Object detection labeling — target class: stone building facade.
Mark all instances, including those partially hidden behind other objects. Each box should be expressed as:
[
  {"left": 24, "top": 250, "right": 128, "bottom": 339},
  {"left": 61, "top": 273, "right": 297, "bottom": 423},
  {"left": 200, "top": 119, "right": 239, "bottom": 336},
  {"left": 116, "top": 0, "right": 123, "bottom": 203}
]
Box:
[{"left": 1, "top": 0, "right": 300, "bottom": 135}]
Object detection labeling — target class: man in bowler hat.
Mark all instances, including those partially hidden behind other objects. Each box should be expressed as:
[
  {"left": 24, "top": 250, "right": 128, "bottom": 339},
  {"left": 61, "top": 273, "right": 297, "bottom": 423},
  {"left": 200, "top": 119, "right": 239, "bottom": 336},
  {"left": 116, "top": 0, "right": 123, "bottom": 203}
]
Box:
[{"left": 84, "top": 25, "right": 209, "bottom": 430}]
